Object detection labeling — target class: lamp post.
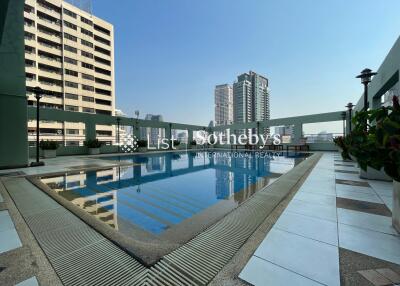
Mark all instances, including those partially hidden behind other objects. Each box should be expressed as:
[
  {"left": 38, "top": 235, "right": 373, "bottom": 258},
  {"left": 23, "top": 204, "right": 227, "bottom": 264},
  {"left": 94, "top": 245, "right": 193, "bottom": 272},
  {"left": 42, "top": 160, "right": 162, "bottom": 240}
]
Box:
[
  {"left": 116, "top": 117, "right": 121, "bottom": 152},
  {"left": 356, "top": 68, "right": 377, "bottom": 131},
  {"left": 31, "top": 86, "right": 45, "bottom": 167},
  {"left": 341, "top": 111, "right": 346, "bottom": 136},
  {"left": 345, "top": 103, "right": 355, "bottom": 133}
]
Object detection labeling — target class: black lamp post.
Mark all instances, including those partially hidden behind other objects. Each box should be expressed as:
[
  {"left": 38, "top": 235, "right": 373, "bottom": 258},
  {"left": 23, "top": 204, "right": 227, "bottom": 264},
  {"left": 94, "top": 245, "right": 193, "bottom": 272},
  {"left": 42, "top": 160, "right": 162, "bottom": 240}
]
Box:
[
  {"left": 341, "top": 111, "right": 346, "bottom": 136},
  {"left": 356, "top": 68, "right": 377, "bottom": 131},
  {"left": 31, "top": 86, "right": 45, "bottom": 167},
  {"left": 116, "top": 117, "right": 121, "bottom": 152},
  {"left": 345, "top": 103, "right": 355, "bottom": 133},
  {"left": 356, "top": 68, "right": 377, "bottom": 111}
]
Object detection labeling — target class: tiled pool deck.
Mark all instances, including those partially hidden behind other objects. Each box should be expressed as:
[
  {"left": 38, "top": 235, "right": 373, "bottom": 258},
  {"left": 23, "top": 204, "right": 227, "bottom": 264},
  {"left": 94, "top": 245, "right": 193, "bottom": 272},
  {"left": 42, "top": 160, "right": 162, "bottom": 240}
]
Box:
[
  {"left": 0, "top": 152, "right": 399, "bottom": 285},
  {"left": 240, "top": 152, "right": 400, "bottom": 286}
]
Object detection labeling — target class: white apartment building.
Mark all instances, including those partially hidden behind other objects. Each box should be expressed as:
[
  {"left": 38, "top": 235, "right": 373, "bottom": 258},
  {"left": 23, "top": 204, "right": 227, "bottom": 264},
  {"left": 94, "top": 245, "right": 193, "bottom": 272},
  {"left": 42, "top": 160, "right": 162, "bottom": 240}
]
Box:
[
  {"left": 214, "top": 84, "right": 233, "bottom": 126},
  {"left": 24, "top": 0, "right": 115, "bottom": 146}
]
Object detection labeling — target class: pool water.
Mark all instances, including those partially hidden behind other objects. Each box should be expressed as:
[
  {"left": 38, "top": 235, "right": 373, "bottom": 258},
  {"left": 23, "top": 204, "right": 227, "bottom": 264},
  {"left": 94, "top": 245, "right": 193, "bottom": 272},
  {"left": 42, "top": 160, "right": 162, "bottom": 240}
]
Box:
[{"left": 41, "top": 151, "right": 309, "bottom": 237}]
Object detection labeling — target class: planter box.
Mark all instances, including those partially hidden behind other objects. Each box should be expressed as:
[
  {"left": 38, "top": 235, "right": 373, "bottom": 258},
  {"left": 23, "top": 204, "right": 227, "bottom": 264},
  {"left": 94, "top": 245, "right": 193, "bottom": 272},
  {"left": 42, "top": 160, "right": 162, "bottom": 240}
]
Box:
[
  {"left": 42, "top": 149, "right": 56, "bottom": 158},
  {"left": 394, "top": 180, "right": 400, "bottom": 233},
  {"left": 88, "top": 148, "right": 100, "bottom": 155},
  {"left": 360, "top": 167, "right": 392, "bottom": 182}
]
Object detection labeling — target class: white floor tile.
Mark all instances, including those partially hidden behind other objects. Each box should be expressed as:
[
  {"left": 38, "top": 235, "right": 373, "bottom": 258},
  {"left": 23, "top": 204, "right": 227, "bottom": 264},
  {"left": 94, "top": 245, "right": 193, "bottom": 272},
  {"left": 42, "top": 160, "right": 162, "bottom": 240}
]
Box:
[
  {"left": 239, "top": 256, "right": 324, "bottom": 286},
  {"left": 0, "top": 211, "right": 15, "bottom": 232},
  {"left": 339, "top": 224, "right": 400, "bottom": 265},
  {"left": 336, "top": 189, "right": 383, "bottom": 204},
  {"left": 337, "top": 208, "right": 397, "bottom": 235},
  {"left": 275, "top": 211, "right": 338, "bottom": 245},
  {"left": 336, "top": 173, "right": 367, "bottom": 182},
  {"left": 368, "top": 180, "right": 394, "bottom": 192},
  {"left": 335, "top": 184, "right": 375, "bottom": 195},
  {"left": 255, "top": 229, "right": 340, "bottom": 286},
  {"left": 380, "top": 196, "right": 393, "bottom": 211},
  {"left": 15, "top": 277, "right": 39, "bottom": 286},
  {"left": 286, "top": 199, "right": 337, "bottom": 222},
  {"left": 0, "top": 228, "right": 22, "bottom": 254},
  {"left": 294, "top": 192, "right": 336, "bottom": 207}
]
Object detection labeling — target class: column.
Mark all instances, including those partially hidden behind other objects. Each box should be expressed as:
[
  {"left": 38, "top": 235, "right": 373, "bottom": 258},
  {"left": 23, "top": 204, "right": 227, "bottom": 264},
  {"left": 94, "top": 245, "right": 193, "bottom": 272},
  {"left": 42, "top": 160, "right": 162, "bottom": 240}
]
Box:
[
  {"left": 85, "top": 121, "right": 96, "bottom": 141},
  {"left": 293, "top": 124, "right": 303, "bottom": 144},
  {"left": 0, "top": 0, "right": 28, "bottom": 168}
]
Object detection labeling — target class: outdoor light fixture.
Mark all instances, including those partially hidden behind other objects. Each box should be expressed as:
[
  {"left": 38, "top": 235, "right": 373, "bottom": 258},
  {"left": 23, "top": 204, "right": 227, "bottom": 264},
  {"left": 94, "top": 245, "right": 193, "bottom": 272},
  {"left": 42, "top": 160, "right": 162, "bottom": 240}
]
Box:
[
  {"left": 345, "top": 102, "right": 355, "bottom": 132},
  {"left": 341, "top": 111, "right": 346, "bottom": 136},
  {"left": 356, "top": 68, "right": 377, "bottom": 112},
  {"left": 30, "top": 86, "right": 45, "bottom": 167}
]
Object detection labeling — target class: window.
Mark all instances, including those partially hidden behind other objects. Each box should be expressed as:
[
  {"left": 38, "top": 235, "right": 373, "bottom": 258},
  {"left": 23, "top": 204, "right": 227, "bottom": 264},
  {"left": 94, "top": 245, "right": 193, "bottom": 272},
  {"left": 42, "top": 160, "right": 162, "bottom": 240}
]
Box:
[
  {"left": 66, "top": 141, "right": 80, "bottom": 146},
  {"left": 81, "top": 39, "right": 93, "bottom": 48},
  {"left": 82, "top": 96, "right": 94, "bottom": 102},
  {"left": 26, "top": 73, "right": 36, "bottom": 81},
  {"left": 81, "top": 16, "right": 93, "bottom": 26},
  {"left": 95, "top": 46, "right": 111, "bottom": 56},
  {"left": 65, "top": 105, "right": 79, "bottom": 112},
  {"left": 64, "top": 57, "right": 77, "bottom": 65},
  {"left": 81, "top": 51, "right": 93, "bottom": 59},
  {"left": 82, "top": 107, "right": 95, "bottom": 113},
  {"left": 25, "top": 59, "right": 36, "bottom": 67},
  {"left": 64, "top": 33, "right": 77, "bottom": 42},
  {"left": 95, "top": 88, "right": 111, "bottom": 96},
  {"left": 81, "top": 62, "right": 94, "bottom": 70},
  {"left": 65, "top": 81, "right": 78, "bottom": 88},
  {"left": 95, "top": 99, "right": 111, "bottom": 106},
  {"left": 63, "top": 20, "right": 77, "bottom": 30},
  {"left": 82, "top": 73, "right": 94, "bottom": 81},
  {"left": 82, "top": 84, "right": 94, "bottom": 91},
  {"left": 63, "top": 8, "right": 77, "bottom": 19},
  {"left": 65, "top": 93, "right": 79, "bottom": 100},
  {"left": 96, "top": 130, "right": 112, "bottom": 136},
  {"left": 95, "top": 67, "right": 111, "bottom": 76},
  {"left": 94, "top": 35, "right": 110, "bottom": 46},
  {"left": 94, "top": 56, "right": 111, "bottom": 66},
  {"left": 24, "top": 4, "right": 35, "bottom": 13},
  {"left": 95, "top": 77, "right": 111, "bottom": 86},
  {"left": 81, "top": 27, "right": 93, "bottom": 37},
  {"left": 96, "top": 109, "right": 112, "bottom": 115},
  {"left": 65, "top": 69, "right": 78, "bottom": 77},
  {"left": 94, "top": 24, "right": 110, "bottom": 36},
  {"left": 66, "top": 129, "right": 79, "bottom": 135},
  {"left": 25, "top": 31, "right": 35, "bottom": 40},
  {"left": 64, "top": 45, "right": 77, "bottom": 53}
]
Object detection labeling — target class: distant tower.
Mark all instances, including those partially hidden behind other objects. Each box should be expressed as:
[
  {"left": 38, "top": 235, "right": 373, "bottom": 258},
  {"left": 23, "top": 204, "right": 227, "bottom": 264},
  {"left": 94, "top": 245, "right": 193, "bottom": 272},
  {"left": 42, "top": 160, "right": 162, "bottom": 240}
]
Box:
[
  {"left": 214, "top": 84, "right": 233, "bottom": 126},
  {"left": 233, "top": 71, "right": 269, "bottom": 135}
]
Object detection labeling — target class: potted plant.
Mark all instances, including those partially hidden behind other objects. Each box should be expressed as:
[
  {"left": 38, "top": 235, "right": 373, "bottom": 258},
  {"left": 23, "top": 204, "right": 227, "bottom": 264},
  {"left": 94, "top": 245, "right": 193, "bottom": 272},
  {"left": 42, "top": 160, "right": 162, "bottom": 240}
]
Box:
[
  {"left": 333, "top": 136, "right": 351, "bottom": 160},
  {"left": 374, "top": 96, "right": 400, "bottom": 231},
  {"left": 347, "top": 107, "right": 391, "bottom": 180},
  {"left": 39, "top": 140, "right": 59, "bottom": 158},
  {"left": 137, "top": 140, "right": 147, "bottom": 152},
  {"left": 84, "top": 139, "right": 103, "bottom": 155},
  {"left": 171, "top": 139, "right": 180, "bottom": 150}
]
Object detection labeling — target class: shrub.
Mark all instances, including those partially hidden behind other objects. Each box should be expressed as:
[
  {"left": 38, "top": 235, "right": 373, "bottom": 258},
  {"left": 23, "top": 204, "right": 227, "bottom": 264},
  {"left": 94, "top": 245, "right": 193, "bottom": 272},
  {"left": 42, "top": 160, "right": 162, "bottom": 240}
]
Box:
[
  {"left": 190, "top": 140, "right": 197, "bottom": 146},
  {"left": 39, "top": 140, "right": 59, "bottom": 150},
  {"left": 84, "top": 139, "right": 103, "bottom": 148},
  {"left": 137, "top": 140, "right": 147, "bottom": 148}
]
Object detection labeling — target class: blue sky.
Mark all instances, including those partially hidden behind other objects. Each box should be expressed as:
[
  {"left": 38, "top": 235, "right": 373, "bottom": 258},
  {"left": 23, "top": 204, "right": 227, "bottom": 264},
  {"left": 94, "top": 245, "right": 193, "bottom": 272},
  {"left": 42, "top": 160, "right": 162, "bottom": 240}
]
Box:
[{"left": 93, "top": 0, "right": 400, "bottom": 132}]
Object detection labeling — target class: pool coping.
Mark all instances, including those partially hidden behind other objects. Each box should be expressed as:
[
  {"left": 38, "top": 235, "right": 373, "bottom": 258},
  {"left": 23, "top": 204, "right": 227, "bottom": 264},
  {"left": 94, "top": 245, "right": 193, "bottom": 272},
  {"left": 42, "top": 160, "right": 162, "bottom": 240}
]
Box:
[{"left": 25, "top": 151, "right": 317, "bottom": 267}]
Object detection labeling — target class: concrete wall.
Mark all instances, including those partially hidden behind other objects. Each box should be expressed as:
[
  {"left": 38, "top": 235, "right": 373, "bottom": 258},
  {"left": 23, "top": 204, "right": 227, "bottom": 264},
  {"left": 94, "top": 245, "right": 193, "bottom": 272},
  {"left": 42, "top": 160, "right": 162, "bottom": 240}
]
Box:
[{"left": 0, "top": 0, "right": 28, "bottom": 169}]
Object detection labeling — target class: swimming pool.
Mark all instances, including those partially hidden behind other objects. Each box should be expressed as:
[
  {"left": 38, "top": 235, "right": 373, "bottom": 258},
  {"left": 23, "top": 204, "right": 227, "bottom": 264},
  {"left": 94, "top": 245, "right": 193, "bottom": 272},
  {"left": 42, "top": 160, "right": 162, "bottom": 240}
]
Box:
[{"left": 40, "top": 150, "right": 309, "bottom": 241}]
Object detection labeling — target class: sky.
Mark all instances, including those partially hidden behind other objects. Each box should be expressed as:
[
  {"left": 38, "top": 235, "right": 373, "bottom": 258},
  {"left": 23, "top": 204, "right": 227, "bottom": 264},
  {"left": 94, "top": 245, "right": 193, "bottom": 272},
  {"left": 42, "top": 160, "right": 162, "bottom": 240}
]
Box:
[{"left": 92, "top": 0, "right": 400, "bottom": 133}]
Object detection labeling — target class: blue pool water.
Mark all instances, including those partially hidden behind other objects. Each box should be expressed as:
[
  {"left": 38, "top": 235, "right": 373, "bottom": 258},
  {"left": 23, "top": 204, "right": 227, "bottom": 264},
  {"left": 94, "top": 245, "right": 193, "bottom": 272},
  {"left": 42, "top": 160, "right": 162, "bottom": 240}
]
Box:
[{"left": 41, "top": 151, "right": 309, "bottom": 236}]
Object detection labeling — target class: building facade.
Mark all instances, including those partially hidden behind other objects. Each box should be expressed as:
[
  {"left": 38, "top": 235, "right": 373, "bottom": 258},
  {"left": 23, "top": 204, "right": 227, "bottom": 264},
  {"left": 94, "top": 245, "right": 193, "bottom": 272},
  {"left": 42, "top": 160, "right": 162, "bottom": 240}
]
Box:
[
  {"left": 140, "top": 114, "right": 165, "bottom": 144},
  {"left": 214, "top": 84, "right": 233, "bottom": 126},
  {"left": 24, "top": 0, "right": 115, "bottom": 146},
  {"left": 233, "top": 71, "right": 269, "bottom": 135}
]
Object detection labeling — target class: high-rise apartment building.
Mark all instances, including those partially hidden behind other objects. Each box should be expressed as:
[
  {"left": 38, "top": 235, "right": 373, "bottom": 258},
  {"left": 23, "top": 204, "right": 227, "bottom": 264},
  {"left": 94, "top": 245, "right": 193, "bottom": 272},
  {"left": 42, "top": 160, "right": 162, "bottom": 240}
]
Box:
[
  {"left": 214, "top": 84, "right": 233, "bottom": 126},
  {"left": 24, "top": 0, "right": 115, "bottom": 146},
  {"left": 140, "top": 114, "right": 165, "bottom": 144},
  {"left": 233, "top": 71, "right": 269, "bottom": 134}
]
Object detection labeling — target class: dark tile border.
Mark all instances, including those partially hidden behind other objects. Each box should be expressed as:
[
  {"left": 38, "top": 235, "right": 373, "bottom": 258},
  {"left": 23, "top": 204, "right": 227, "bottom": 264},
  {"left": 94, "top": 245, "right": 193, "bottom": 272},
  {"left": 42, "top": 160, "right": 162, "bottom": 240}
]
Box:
[
  {"left": 337, "top": 197, "right": 392, "bottom": 217},
  {"left": 336, "top": 179, "right": 370, "bottom": 187}
]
